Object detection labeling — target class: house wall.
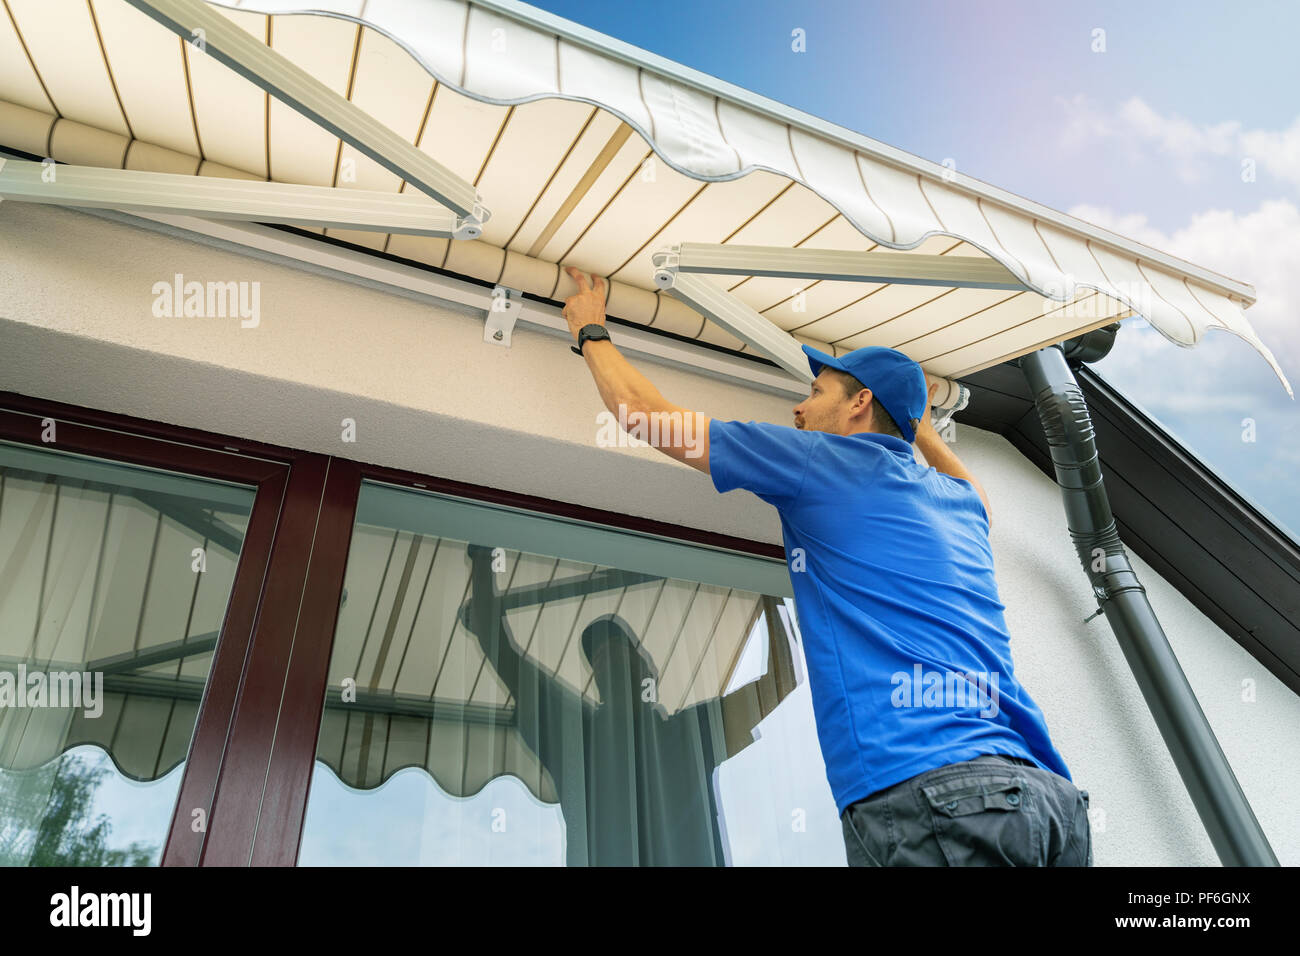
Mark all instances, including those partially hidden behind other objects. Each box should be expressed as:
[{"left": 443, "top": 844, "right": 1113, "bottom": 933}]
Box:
[{"left": 2, "top": 200, "right": 1297, "bottom": 866}]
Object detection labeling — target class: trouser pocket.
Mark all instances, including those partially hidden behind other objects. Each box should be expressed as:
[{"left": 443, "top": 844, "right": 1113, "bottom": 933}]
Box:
[
  {"left": 920, "top": 767, "right": 1043, "bottom": 866},
  {"left": 1074, "top": 789, "right": 1093, "bottom": 867},
  {"left": 1042, "top": 778, "right": 1092, "bottom": 867},
  {"left": 841, "top": 798, "right": 893, "bottom": 867}
]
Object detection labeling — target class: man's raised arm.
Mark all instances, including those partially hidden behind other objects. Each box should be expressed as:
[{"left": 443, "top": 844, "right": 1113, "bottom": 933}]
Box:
[
  {"left": 562, "top": 266, "right": 711, "bottom": 474},
  {"left": 461, "top": 544, "right": 586, "bottom": 758},
  {"left": 914, "top": 382, "right": 993, "bottom": 529}
]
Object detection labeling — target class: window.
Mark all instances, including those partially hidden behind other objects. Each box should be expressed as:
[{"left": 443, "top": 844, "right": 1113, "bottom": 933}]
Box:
[
  {"left": 0, "top": 441, "right": 255, "bottom": 865},
  {"left": 298, "top": 481, "right": 807, "bottom": 865}
]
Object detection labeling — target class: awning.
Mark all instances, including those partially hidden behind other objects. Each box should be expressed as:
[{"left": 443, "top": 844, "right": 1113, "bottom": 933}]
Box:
[{"left": 0, "top": 0, "right": 1289, "bottom": 395}]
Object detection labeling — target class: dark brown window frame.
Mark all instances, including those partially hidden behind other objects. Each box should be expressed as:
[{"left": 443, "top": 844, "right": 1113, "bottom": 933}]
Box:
[{"left": 0, "top": 390, "right": 784, "bottom": 865}]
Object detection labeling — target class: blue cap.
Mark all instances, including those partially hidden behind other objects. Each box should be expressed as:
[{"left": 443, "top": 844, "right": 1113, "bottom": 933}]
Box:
[{"left": 801, "top": 344, "right": 928, "bottom": 443}]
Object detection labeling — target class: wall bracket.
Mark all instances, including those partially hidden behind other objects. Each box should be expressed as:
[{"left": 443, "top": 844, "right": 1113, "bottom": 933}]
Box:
[{"left": 484, "top": 286, "right": 522, "bottom": 346}]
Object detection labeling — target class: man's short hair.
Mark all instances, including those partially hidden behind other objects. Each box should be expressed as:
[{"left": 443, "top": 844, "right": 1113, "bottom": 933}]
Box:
[{"left": 827, "top": 369, "right": 907, "bottom": 441}]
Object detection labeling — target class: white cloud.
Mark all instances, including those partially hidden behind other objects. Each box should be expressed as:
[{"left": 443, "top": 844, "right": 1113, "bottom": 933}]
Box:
[
  {"left": 1067, "top": 199, "right": 1300, "bottom": 378},
  {"left": 1055, "top": 95, "right": 1300, "bottom": 190},
  {"left": 1043, "top": 97, "right": 1300, "bottom": 536}
]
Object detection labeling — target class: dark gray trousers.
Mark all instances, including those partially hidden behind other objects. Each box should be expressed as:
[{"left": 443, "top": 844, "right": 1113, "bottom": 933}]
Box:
[{"left": 841, "top": 754, "right": 1092, "bottom": 866}]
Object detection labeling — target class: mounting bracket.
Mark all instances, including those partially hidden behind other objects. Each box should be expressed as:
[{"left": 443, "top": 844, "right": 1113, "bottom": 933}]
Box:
[{"left": 484, "top": 286, "right": 522, "bottom": 346}]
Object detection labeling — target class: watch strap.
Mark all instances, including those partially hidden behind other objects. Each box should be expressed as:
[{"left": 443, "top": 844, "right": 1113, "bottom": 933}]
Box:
[{"left": 571, "top": 323, "right": 610, "bottom": 355}]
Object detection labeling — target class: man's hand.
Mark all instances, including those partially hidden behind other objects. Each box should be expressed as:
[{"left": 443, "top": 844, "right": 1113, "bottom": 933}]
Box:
[
  {"left": 915, "top": 381, "right": 940, "bottom": 438},
  {"left": 562, "top": 267, "right": 608, "bottom": 344}
]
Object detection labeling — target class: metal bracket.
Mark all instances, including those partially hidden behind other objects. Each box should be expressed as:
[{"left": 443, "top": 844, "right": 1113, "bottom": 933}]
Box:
[
  {"left": 930, "top": 380, "right": 971, "bottom": 431},
  {"left": 651, "top": 245, "right": 681, "bottom": 289},
  {"left": 1083, "top": 585, "right": 1109, "bottom": 623},
  {"left": 452, "top": 200, "right": 491, "bottom": 240},
  {"left": 484, "top": 285, "right": 522, "bottom": 346}
]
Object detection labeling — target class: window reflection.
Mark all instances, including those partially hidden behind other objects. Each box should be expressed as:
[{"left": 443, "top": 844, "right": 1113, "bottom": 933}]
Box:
[
  {"left": 0, "top": 442, "right": 254, "bottom": 866},
  {"left": 300, "top": 482, "right": 802, "bottom": 866},
  {"left": 0, "top": 746, "right": 183, "bottom": 866}
]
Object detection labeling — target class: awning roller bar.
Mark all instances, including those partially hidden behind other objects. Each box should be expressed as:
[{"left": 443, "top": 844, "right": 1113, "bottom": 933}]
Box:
[
  {"left": 0, "top": 158, "right": 467, "bottom": 237},
  {"left": 123, "top": 0, "right": 488, "bottom": 238}
]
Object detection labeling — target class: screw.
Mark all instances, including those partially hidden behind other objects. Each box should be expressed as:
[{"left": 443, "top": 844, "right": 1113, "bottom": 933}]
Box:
[{"left": 493, "top": 329, "right": 504, "bottom": 341}]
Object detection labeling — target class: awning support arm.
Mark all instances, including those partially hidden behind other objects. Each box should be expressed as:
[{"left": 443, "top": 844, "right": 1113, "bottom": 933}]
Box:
[
  {"left": 0, "top": 158, "right": 470, "bottom": 238},
  {"left": 123, "top": 0, "right": 489, "bottom": 238},
  {"left": 652, "top": 263, "right": 813, "bottom": 384},
  {"left": 656, "top": 241, "right": 1030, "bottom": 290},
  {"left": 652, "top": 244, "right": 972, "bottom": 421}
]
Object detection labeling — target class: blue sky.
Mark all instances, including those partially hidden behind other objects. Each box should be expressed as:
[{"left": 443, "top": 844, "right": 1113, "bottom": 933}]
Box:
[{"left": 521, "top": 0, "right": 1300, "bottom": 540}]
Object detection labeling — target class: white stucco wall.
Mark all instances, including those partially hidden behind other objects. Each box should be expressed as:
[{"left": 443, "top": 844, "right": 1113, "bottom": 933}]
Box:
[{"left": 2, "top": 201, "right": 1297, "bottom": 865}]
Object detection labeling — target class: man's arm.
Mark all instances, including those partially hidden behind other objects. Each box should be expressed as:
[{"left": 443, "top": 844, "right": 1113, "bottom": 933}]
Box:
[
  {"left": 461, "top": 545, "right": 588, "bottom": 758},
  {"left": 562, "top": 267, "right": 711, "bottom": 473},
  {"left": 462, "top": 544, "right": 526, "bottom": 695},
  {"left": 915, "top": 383, "right": 993, "bottom": 529}
]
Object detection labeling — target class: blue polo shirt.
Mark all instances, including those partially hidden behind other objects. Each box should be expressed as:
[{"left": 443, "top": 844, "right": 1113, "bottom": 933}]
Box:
[{"left": 709, "top": 418, "right": 1072, "bottom": 815}]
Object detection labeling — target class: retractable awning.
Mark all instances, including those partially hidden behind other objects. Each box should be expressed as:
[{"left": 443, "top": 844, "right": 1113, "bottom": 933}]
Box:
[{"left": 0, "top": 0, "right": 1289, "bottom": 396}]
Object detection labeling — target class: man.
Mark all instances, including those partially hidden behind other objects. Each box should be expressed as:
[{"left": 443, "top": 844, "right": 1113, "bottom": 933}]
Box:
[{"left": 560, "top": 266, "right": 1092, "bottom": 866}]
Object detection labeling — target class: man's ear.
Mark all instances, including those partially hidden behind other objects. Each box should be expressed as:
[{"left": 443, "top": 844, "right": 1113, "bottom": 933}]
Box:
[{"left": 853, "top": 388, "right": 874, "bottom": 421}]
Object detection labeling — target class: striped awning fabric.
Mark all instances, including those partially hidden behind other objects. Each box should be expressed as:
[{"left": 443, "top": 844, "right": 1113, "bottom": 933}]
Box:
[{"left": 0, "top": 0, "right": 1289, "bottom": 394}]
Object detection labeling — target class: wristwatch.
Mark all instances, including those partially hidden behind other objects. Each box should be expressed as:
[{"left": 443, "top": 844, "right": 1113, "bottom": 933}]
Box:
[{"left": 571, "top": 323, "right": 611, "bottom": 356}]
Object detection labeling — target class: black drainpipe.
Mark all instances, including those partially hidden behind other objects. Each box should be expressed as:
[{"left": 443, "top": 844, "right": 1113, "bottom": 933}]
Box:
[{"left": 1017, "top": 328, "right": 1278, "bottom": 866}]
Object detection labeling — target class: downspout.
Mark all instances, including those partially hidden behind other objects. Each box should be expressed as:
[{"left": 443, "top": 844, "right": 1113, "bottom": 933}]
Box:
[{"left": 1017, "top": 328, "right": 1279, "bottom": 866}]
